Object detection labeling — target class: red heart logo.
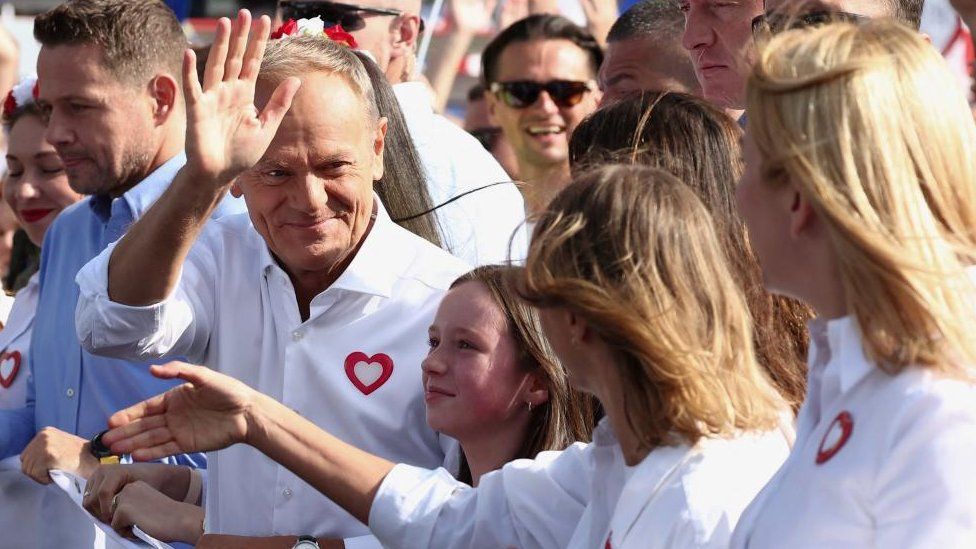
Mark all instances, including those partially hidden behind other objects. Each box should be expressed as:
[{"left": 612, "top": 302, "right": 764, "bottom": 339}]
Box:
[
  {"left": 0, "top": 350, "right": 21, "bottom": 389},
  {"left": 816, "top": 411, "right": 854, "bottom": 465},
  {"left": 344, "top": 352, "right": 394, "bottom": 395}
]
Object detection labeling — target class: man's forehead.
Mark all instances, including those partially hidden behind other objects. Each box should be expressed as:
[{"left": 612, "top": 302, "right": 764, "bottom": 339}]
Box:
[
  {"left": 37, "top": 44, "right": 120, "bottom": 97},
  {"left": 496, "top": 39, "right": 596, "bottom": 80}
]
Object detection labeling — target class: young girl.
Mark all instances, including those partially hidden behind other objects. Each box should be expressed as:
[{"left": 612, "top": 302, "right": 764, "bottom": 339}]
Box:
[
  {"left": 731, "top": 20, "right": 976, "bottom": 546},
  {"left": 104, "top": 164, "right": 792, "bottom": 548}
]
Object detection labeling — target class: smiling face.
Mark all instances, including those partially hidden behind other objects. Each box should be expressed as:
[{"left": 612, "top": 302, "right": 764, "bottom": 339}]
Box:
[
  {"left": 238, "top": 71, "right": 385, "bottom": 276},
  {"left": 487, "top": 39, "right": 600, "bottom": 175},
  {"left": 679, "top": 0, "right": 764, "bottom": 110},
  {"left": 4, "top": 114, "right": 83, "bottom": 245},
  {"left": 422, "top": 281, "right": 539, "bottom": 440},
  {"left": 36, "top": 43, "right": 158, "bottom": 196}
]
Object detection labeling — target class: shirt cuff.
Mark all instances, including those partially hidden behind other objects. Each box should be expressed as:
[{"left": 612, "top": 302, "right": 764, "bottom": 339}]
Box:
[{"left": 342, "top": 534, "right": 384, "bottom": 549}]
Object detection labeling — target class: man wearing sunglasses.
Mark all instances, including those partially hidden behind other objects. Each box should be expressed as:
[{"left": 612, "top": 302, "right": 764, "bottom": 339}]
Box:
[
  {"left": 481, "top": 14, "right": 603, "bottom": 216},
  {"left": 278, "top": 0, "right": 529, "bottom": 266}
]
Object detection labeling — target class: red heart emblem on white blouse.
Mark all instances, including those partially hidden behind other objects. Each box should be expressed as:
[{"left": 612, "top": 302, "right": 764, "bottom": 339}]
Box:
[
  {"left": 344, "top": 352, "right": 394, "bottom": 395},
  {"left": 816, "top": 411, "right": 854, "bottom": 465},
  {"left": 0, "top": 350, "right": 21, "bottom": 389}
]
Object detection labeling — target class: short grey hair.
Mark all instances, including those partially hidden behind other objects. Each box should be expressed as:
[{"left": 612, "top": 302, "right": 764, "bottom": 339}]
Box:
[{"left": 260, "top": 36, "right": 379, "bottom": 120}]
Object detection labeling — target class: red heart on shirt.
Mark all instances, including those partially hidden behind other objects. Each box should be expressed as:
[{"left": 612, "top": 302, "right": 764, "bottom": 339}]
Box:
[
  {"left": 0, "top": 350, "right": 21, "bottom": 388},
  {"left": 344, "top": 352, "right": 394, "bottom": 395},
  {"left": 816, "top": 411, "right": 854, "bottom": 465}
]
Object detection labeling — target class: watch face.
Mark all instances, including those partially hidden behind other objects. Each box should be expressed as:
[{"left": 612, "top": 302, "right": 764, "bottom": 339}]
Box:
[{"left": 293, "top": 541, "right": 319, "bottom": 549}]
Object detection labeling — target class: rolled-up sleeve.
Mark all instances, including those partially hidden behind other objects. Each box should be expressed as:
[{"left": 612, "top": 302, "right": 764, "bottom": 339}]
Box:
[
  {"left": 369, "top": 444, "right": 590, "bottom": 549},
  {"left": 75, "top": 239, "right": 217, "bottom": 365}
]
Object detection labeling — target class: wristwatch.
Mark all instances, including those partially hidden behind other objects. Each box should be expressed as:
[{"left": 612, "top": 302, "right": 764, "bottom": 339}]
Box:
[
  {"left": 292, "top": 536, "right": 320, "bottom": 549},
  {"left": 89, "top": 430, "right": 120, "bottom": 465}
]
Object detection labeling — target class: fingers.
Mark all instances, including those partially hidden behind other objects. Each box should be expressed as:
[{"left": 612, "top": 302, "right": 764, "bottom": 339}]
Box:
[
  {"left": 258, "top": 76, "right": 302, "bottom": 131},
  {"left": 132, "top": 441, "right": 184, "bottom": 463},
  {"left": 223, "top": 10, "right": 252, "bottom": 82},
  {"left": 183, "top": 49, "right": 203, "bottom": 105},
  {"left": 241, "top": 15, "right": 272, "bottom": 82},
  {"left": 106, "top": 392, "right": 168, "bottom": 430},
  {"left": 203, "top": 17, "right": 231, "bottom": 90},
  {"left": 104, "top": 415, "right": 169, "bottom": 452}
]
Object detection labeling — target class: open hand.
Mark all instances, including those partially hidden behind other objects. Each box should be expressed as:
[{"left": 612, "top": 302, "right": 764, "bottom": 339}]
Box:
[
  {"left": 450, "top": 0, "right": 499, "bottom": 34},
  {"left": 581, "top": 0, "right": 617, "bottom": 45},
  {"left": 103, "top": 362, "right": 259, "bottom": 461},
  {"left": 183, "top": 10, "right": 301, "bottom": 185}
]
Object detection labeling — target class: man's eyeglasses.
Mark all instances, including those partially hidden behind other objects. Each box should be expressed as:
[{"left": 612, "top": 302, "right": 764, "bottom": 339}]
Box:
[
  {"left": 489, "top": 80, "right": 597, "bottom": 109},
  {"left": 752, "top": 10, "right": 868, "bottom": 39},
  {"left": 469, "top": 127, "right": 503, "bottom": 150},
  {"left": 279, "top": 1, "right": 424, "bottom": 32}
]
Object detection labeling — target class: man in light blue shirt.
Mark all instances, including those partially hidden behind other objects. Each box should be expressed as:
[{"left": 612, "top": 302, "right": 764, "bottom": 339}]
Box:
[{"left": 0, "top": 1, "right": 242, "bottom": 544}]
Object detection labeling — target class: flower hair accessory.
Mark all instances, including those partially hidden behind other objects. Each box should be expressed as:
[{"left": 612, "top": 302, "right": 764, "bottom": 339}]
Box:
[
  {"left": 271, "top": 17, "right": 358, "bottom": 49},
  {"left": 3, "top": 75, "right": 39, "bottom": 122}
]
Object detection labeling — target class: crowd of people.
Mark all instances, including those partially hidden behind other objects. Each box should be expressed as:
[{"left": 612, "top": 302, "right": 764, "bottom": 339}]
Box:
[{"left": 1, "top": 0, "right": 976, "bottom": 548}]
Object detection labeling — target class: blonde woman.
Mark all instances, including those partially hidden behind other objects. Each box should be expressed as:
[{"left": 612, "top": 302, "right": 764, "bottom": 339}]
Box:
[
  {"left": 102, "top": 164, "right": 791, "bottom": 549},
  {"left": 731, "top": 20, "right": 976, "bottom": 547}
]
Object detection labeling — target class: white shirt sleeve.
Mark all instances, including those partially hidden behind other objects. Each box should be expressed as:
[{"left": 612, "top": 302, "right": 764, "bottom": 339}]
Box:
[
  {"left": 873, "top": 381, "right": 976, "bottom": 548},
  {"left": 74, "top": 237, "right": 218, "bottom": 365},
  {"left": 369, "top": 444, "right": 591, "bottom": 549}
]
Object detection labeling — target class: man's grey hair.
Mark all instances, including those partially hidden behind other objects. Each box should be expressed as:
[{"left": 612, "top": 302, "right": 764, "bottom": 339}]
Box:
[{"left": 260, "top": 36, "right": 379, "bottom": 120}]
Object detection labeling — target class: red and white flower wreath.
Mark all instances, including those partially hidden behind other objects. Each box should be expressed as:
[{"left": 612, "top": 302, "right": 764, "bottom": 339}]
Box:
[
  {"left": 271, "top": 16, "right": 358, "bottom": 48},
  {"left": 3, "top": 75, "right": 39, "bottom": 122}
]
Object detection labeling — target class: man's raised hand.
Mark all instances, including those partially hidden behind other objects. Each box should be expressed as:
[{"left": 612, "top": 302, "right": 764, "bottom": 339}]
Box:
[{"left": 183, "top": 10, "right": 301, "bottom": 186}]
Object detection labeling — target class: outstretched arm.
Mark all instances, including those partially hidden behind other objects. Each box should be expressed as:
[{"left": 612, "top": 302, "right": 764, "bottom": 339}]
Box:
[
  {"left": 103, "top": 363, "right": 394, "bottom": 524},
  {"left": 106, "top": 10, "right": 300, "bottom": 306}
]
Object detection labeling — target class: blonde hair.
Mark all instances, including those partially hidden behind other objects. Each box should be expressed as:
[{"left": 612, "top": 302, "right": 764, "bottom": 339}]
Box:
[
  {"left": 748, "top": 20, "right": 976, "bottom": 373},
  {"left": 520, "top": 164, "right": 784, "bottom": 449}
]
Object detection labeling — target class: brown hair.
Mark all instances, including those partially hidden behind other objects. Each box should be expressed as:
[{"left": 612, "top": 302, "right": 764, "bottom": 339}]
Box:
[
  {"left": 569, "top": 92, "right": 811, "bottom": 409},
  {"left": 34, "top": 0, "right": 185, "bottom": 84},
  {"left": 451, "top": 265, "right": 594, "bottom": 484},
  {"left": 520, "top": 164, "right": 785, "bottom": 450}
]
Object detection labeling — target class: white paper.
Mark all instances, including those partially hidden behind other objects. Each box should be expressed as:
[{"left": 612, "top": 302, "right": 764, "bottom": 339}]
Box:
[{"left": 49, "top": 469, "right": 174, "bottom": 549}]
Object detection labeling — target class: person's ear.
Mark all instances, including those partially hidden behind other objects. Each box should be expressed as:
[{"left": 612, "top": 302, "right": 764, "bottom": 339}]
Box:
[
  {"left": 486, "top": 90, "right": 501, "bottom": 121},
  {"left": 372, "top": 116, "right": 388, "bottom": 182},
  {"left": 391, "top": 14, "right": 422, "bottom": 58},
  {"left": 788, "top": 187, "right": 817, "bottom": 239},
  {"left": 148, "top": 74, "right": 180, "bottom": 126},
  {"left": 230, "top": 179, "right": 243, "bottom": 198},
  {"left": 566, "top": 308, "right": 591, "bottom": 345},
  {"left": 522, "top": 371, "right": 550, "bottom": 409}
]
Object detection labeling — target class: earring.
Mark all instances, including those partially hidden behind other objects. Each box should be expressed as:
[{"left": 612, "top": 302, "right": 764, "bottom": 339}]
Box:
[{"left": 527, "top": 402, "right": 533, "bottom": 414}]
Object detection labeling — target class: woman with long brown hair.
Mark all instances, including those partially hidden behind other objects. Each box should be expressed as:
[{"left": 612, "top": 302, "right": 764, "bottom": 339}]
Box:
[
  {"left": 101, "top": 164, "right": 792, "bottom": 548},
  {"left": 569, "top": 91, "right": 811, "bottom": 409}
]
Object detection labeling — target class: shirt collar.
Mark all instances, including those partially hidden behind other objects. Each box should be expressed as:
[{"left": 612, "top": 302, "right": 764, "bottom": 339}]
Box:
[
  {"left": 88, "top": 152, "right": 187, "bottom": 223},
  {"left": 261, "top": 194, "right": 401, "bottom": 299},
  {"left": 392, "top": 82, "right": 433, "bottom": 115},
  {"left": 807, "top": 315, "right": 874, "bottom": 395}
]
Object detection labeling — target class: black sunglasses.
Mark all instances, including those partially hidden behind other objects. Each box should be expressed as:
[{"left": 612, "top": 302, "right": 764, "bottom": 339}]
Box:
[
  {"left": 279, "top": 1, "right": 424, "bottom": 32},
  {"left": 752, "top": 10, "right": 868, "bottom": 38},
  {"left": 489, "top": 80, "right": 596, "bottom": 109},
  {"left": 469, "top": 127, "right": 503, "bottom": 150}
]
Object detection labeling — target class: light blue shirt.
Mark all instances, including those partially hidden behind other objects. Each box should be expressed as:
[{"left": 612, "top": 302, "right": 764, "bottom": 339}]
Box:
[{"left": 0, "top": 153, "right": 245, "bottom": 465}]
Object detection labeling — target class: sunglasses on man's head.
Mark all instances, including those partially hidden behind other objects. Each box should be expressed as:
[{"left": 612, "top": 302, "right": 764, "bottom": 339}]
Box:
[
  {"left": 279, "top": 1, "right": 423, "bottom": 32},
  {"left": 489, "top": 80, "right": 597, "bottom": 109},
  {"left": 751, "top": 10, "right": 868, "bottom": 38}
]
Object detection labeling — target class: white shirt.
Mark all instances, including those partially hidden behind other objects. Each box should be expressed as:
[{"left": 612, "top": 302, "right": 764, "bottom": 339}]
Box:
[
  {"left": 75, "top": 200, "right": 470, "bottom": 541},
  {"left": 731, "top": 316, "right": 976, "bottom": 548},
  {"left": 393, "top": 82, "right": 529, "bottom": 265},
  {"left": 369, "top": 419, "right": 791, "bottom": 549}
]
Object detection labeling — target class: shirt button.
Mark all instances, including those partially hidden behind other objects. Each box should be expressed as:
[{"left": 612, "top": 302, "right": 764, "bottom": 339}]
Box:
[
  {"left": 282, "top": 488, "right": 293, "bottom": 499},
  {"left": 292, "top": 331, "right": 303, "bottom": 342},
  {"left": 65, "top": 388, "right": 75, "bottom": 398}
]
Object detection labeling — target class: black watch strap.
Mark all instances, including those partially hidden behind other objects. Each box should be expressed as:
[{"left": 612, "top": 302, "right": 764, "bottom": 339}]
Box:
[{"left": 89, "top": 430, "right": 120, "bottom": 463}]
